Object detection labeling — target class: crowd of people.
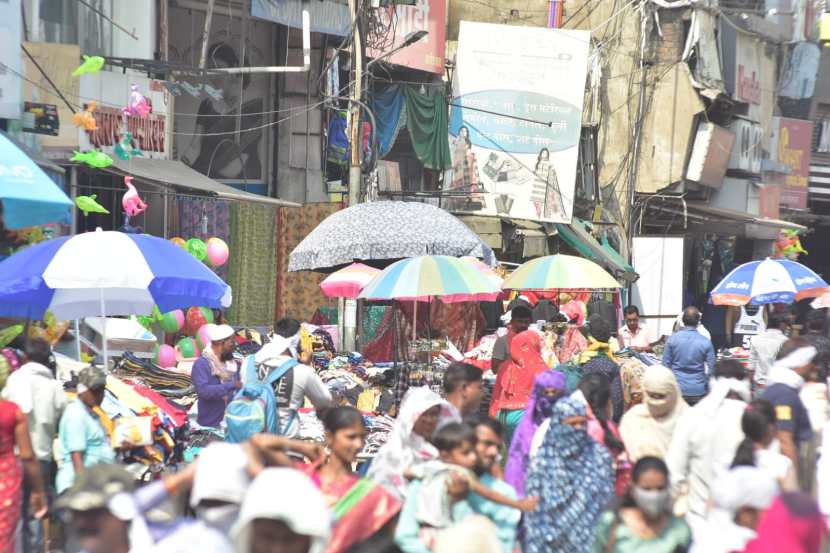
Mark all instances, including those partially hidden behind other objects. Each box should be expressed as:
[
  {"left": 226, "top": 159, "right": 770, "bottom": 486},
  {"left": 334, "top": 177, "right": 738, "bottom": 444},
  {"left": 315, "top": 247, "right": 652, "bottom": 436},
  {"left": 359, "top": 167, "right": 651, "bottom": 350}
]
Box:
[{"left": 2, "top": 302, "right": 830, "bottom": 553}]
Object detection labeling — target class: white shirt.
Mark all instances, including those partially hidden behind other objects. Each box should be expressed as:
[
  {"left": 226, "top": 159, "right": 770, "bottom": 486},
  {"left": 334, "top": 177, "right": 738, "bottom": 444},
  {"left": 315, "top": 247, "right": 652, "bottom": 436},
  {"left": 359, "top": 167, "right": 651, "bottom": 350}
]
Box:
[
  {"left": 2, "top": 362, "right": 66, "bottom": 461},
  {"left": 749, "top": 329, "right": 788, "bottom": 387},
  {"left": 666, "top": 398, "right": 746, "bottom": 537},
  {"left": 618, "top": 324, "right": 655, "bottom": 349},
  {"left": 673, "top": 315, "right": 711, "bottom": 340},
  {"left": 756, "top": 447, "right": 794, "bottom": 489}
]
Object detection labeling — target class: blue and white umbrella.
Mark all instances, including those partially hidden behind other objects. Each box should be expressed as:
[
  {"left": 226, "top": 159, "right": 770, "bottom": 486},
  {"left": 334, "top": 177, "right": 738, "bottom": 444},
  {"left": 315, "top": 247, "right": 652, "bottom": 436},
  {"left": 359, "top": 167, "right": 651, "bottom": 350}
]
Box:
[
  {"left": 0, "top": 229, "right": 232, "bottom": 320},
  {"left": 710, "top": 257, "right": 828, "bottom": 306}
]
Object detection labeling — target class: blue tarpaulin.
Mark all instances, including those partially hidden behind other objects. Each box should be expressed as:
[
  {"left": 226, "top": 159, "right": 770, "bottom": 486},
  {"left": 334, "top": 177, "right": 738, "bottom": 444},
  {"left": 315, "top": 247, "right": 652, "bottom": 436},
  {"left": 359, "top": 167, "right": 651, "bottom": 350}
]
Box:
[{"left": 0, "top": 132, "right": 72, "bottom": 229}]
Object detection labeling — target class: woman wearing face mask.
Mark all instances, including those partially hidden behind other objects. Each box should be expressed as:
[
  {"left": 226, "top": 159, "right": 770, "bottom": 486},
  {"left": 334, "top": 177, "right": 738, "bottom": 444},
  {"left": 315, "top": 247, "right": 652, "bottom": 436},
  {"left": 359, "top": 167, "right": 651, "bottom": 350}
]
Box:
[
  {"left": 619, "top": 365, "right": 688, "bottom": 461},
  {"left": 592, "top": 456, "right": 691, "bottom": 553},
  {"left": 368, "top": 387, "right": 452, "bottom": 500},
  {"left": 523, "top": 397, "right": 614, "bottom": 553},
  {"left": 300, "top": 406, "right": 401, "bottom": 553},
  {"left": 731, "top": 398, "right": 798, "bottom": 491}
]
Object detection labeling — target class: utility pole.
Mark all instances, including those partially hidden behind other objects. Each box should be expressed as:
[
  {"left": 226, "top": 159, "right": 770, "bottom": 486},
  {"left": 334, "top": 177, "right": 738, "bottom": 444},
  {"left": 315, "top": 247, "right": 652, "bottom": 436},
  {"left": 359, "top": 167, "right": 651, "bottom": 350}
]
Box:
[{"left": 348, "top": 0, "right": 363, "bottom": 207}]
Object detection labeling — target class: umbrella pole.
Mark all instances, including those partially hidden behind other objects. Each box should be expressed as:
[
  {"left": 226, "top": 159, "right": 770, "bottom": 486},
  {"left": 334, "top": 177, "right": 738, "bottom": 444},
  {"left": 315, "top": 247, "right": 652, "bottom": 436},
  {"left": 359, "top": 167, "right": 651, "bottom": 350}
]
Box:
[
  {"left": 413, "top": 300, "right": 417, "bottom": 341},
  {"left": 75, "top": 319, "right": 82, "bottom": 361},
  {"left": 99, "top": 289, "right": 108, "bottom": 371}
]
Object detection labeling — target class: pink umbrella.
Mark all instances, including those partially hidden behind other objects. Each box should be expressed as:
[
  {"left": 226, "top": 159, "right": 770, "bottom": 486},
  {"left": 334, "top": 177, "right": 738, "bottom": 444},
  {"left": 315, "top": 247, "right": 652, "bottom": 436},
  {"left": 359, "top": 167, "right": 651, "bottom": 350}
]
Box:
[{"left": 320, "top": 262, "right": 381, "bottom": 299}]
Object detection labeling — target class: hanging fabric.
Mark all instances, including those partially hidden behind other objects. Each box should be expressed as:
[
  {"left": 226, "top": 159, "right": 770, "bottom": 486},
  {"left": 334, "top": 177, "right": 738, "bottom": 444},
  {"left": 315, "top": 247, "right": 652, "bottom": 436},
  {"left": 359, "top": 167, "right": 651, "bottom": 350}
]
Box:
[
  {"left": 327, "top": 111, "right": 350, "bottom": 167},
  {"left": 369, "top": 85, "right": 407, "bottom": 158},
  {"left": 403, "top": 85, "right": 453, "bottom": 171}
]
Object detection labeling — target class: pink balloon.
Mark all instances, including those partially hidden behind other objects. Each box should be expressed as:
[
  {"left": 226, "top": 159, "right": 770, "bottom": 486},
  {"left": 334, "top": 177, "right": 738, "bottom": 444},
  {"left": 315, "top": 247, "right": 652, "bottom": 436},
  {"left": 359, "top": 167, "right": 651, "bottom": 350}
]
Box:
[
  {"left": 206, "top": 237, "right": 229, "bottom": 267},
  {"left": 157, "top": 344, "right": 177, "bottom": 368},
  {"left": 196, "top": 325, "right": 212, "bottom": 350}
]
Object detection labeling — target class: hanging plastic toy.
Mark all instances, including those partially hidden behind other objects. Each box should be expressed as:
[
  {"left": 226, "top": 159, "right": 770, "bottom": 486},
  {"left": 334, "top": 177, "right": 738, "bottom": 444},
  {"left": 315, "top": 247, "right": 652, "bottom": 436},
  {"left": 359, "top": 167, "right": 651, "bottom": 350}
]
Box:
[
  {"left": 75, "top": 195, "right": 110, "bottom": 216},
  {"left": 122, "top": 176, "right": 148, "bottom": 217},
  {"left": 70, "top": 150, "right": 113, "bottom": 168},
  {"left": 113, "top": 131, "right": 144, "bottom": 160},
  {"left": 72, "top": 55, "right": 105, "bottom": 77},
  {"left": 72, "top": 101, "right": 98, "bottom": 131},
  {"left": 123, "top": 85, "right": 151, "bottom": 118}
]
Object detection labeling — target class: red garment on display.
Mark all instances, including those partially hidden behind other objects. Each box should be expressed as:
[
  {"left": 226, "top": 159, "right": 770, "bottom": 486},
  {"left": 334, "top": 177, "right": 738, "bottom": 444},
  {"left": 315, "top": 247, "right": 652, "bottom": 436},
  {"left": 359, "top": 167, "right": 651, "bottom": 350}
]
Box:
[
  {"left": 490, "top": 331, "right": 548, "bottom": 416},
  {"left": 0, "top": 400, "right": 22, "bottom": 553}
]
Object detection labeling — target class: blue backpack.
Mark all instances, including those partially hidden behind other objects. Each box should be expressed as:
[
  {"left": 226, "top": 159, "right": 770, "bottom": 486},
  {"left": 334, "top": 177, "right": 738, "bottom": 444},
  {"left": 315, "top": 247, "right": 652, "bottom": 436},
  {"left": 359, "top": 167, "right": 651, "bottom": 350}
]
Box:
[{"left": 224, "top": 356, "right": 298, "bottom": 443}]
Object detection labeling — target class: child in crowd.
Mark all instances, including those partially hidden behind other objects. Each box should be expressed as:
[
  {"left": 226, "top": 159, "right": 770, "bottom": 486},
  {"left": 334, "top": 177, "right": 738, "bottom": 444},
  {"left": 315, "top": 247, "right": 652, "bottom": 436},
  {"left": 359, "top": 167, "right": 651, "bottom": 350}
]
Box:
[{"left": 409, "top": 422, "right": 538, "bottom": 550}]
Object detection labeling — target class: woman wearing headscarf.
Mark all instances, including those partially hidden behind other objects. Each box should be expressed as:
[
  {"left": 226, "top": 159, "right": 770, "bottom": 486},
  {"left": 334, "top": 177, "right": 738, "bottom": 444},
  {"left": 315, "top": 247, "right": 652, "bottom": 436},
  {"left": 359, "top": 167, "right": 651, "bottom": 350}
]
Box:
[
  {"left": 232, "top": 468, "right": 331, "bottom": 553},
  {"left": 504, "top": 370, "right": 566, "bottom": 497},
  {"left": 368, "top": 386, "right": 451, "bottom": 500},
  {"left": 742, "top": 492, "right": 827, "bottom": 553},
  {"left": 523, "top": 397, "right": 615, "bottom": 553},
  {"left": 490, "top": 331, "right": 550, "bottom": 447},
  {"left": 619, "top": 365, "right": 688, "bottom": 461}
]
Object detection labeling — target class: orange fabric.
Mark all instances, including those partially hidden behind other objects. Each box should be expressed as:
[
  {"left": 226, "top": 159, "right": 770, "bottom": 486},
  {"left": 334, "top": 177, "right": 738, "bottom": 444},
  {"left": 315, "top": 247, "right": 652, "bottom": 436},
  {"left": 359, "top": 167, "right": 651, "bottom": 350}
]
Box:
[{"left": 490, "top": 331, "right": 549, "bottom": 416}]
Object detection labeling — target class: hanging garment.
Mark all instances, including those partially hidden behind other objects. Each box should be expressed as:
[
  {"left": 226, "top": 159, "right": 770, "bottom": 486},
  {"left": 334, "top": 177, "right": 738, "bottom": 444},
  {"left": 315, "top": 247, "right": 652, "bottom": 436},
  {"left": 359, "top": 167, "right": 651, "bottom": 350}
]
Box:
[{"left": 404, "top": 86, "right": 453, "bottom": 170}]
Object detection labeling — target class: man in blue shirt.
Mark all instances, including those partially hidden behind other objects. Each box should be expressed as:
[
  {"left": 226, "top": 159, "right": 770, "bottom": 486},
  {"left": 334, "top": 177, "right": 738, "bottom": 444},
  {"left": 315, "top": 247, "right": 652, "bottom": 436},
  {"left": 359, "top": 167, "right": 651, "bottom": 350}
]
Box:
[{"left": 663, "top": 307, "right": 716, "bottom": 406}]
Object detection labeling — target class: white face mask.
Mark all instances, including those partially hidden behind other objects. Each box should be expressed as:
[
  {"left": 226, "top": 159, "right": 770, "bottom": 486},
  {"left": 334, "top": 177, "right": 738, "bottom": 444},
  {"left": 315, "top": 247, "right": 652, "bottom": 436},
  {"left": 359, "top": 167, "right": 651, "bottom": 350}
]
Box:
[
  {"left": 196, "top": 504, "right": 240, "bottom": 533},
  {"left": 631, "top": 486, "right": 671, "bottom": 519}
]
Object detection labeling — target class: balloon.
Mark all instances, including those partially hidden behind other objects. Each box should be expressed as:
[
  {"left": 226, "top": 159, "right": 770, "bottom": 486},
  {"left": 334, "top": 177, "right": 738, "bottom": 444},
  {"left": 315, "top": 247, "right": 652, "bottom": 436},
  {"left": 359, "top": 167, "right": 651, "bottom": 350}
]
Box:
[
  {"left": 123, "top": 84, "right": 151, "bottom": 118},
  {"left": 176, "top": 337, "right": 200, "bottom": 359},
  {"left": 122, "top": 176, "right": 148, "bottom": 217},
  {"left": 170, "top": 237, "right": 186, "bottom": 248},
  {"left": 73, "top": 101, "right": 98, "bottom": 131},
  {"left": 186, "top": 238, "right": 207, "bottom": 261},
  {"left": 206, "top": 237, "right": 229, "bottom": 267},
  {"left": 159, "top": 309, "right": 185, "bottom": 334},
  {"left": 185, "top": 306, "right": 214, "bottom": 336},
  {"left": 196, "top": 324, "right": 212, "bottom": 350},
  {"left": 70, "top": 150, "right": 113, "bottom": 168},
  {"left": 156, "top": 344, "right": 177, "bottom": 368}
]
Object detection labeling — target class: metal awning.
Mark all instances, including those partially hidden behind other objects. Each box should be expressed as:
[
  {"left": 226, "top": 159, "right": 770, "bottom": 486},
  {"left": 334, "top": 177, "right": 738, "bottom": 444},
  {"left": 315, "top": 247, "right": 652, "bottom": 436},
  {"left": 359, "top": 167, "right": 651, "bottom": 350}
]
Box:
[
  {"left": 104, "top": 158, "right": 299, "bottom": 207},
  {"left": 555, "top": 217, "right": 639, "bottom": 284},
  {"left": 683, "top": 202, "right": 806, "bottom": 231}
]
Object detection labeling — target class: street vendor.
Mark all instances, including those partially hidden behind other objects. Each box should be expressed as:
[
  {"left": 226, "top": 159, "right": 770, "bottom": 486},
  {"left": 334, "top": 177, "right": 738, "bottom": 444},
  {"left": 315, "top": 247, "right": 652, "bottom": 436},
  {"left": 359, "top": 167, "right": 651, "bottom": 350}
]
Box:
[{"left": 192, "top": 324, "right": 241, "bottom": 428}]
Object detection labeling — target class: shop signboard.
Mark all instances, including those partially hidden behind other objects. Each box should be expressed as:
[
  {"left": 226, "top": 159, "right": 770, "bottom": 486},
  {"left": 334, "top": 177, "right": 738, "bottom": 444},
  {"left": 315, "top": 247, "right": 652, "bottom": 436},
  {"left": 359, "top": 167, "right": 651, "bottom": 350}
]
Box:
[
  {"left": 366, "top": 0, "right": 446, "bottom": 75},
  {"left": 769, "top": 116, "right": 813, "bottom": 209},
  {"left": 758, "top": 183, "right": 781, "bottom": 220},
  {"left": 720, "top": 23, "right": 776, "bottom": 135},
  {"left": 79, "top": 72, "right": 170, "bottom": 159},
  {"left": 21, "top": 42, "right": 80, "bottom": 156},
  {"left": 446, "top": 21, "right": 589, "bottom": 224},
  {"left": 0, "top": 0, "right": 22, "bottom": 120}
]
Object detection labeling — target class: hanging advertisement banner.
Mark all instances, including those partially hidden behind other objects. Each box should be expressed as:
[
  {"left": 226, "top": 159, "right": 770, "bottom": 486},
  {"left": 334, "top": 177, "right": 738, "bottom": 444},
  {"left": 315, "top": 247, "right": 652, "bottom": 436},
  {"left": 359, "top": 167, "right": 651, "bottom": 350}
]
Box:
[
  {"left": 446, "top": 21, "right": 589, "bottom": 224},
  {"left": 770, "top": 116, "right": 813, "bottom": 209},
  {"left": 366, "top": 0, "right": 446, "bottom": 75}
]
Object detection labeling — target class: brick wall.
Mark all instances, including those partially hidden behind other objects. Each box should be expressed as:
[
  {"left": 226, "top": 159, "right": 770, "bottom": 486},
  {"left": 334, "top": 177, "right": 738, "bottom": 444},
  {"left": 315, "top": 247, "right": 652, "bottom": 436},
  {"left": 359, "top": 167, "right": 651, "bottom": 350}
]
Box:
[{"left": 654, "top": 9, "right": 686, "bottom": 65}]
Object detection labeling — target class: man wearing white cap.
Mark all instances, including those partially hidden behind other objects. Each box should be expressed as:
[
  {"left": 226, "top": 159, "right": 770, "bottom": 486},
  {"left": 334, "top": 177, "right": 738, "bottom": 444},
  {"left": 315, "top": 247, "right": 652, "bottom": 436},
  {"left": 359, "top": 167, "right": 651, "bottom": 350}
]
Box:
[
  {"left": 254, "top": 318, "right": 332, "bottom": 438},
  {"left": 192, "top": 324, "right": 241, "bottom": 428}
]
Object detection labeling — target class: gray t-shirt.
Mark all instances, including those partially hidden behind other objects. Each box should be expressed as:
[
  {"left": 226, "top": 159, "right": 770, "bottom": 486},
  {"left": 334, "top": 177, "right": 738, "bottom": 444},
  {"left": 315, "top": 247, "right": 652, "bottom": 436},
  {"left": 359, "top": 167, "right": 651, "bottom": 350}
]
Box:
[{"left": 492, "top": 335, "right": 509, "bottom": 362}]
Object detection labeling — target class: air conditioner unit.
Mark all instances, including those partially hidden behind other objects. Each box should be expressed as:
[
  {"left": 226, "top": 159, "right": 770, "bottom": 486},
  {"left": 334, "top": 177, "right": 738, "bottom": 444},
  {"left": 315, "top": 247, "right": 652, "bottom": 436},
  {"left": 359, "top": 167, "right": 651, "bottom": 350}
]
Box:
[{"left": 727, "top": 118, "right": 763, "bottom": 174}]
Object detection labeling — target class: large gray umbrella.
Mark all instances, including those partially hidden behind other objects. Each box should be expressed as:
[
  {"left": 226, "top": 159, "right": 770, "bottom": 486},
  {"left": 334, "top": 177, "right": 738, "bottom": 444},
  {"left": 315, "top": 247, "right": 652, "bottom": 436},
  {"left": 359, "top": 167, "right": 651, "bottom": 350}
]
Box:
[{"left": 289, "top": 201, "right": 496, "bottom": 271}]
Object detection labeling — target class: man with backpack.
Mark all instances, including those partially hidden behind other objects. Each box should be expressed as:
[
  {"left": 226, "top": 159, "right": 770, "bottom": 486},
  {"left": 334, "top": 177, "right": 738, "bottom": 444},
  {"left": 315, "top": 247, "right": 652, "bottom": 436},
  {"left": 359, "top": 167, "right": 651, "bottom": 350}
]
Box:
[
  {"left": 192, "top": 324, "right": 241, "bottom": 428},
  {"left": 244, "top": 318, "right": 333, "bottom": 438}
]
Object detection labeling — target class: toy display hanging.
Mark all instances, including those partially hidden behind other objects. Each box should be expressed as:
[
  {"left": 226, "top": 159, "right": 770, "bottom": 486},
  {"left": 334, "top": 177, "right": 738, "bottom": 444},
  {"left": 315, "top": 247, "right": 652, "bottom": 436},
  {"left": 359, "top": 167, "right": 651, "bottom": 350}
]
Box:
[
  {"left": 774, "top": 229, "right": 807, "bottom": 260},
  {"left": 159, "top": 309, "right": 185, "bottom": 334},
  {"left": 71, "top": 150, "right": 113, "bottom": 168},
  {"left": 169, "top": 237, "right": 187, "bottom": 248},
  {"left": 72, "top": 55, "right": 105, "bottom": 77},
  {"left": 185, "top": 307, "right": 214, "bottom": 336},
  {"left": 176, "top": 336, "right": 200, "bottom": 359},
  {"left": 122, "top": 177, "right": 148, "bottom": 218},
  {"left": 123, "top": 84, "right": 151, "bottom": 118},
  {"left": 75, "top": 195, "right": 109, "bottom": 216},
  {"left": 186, "top": 238, "right": 207, "bottom": 261},
  {"left": 73, "top": 101, "right": 98, "bottom": 131},
  {"left": 155, "top": 344, "right": 177, "bottom": 368},
  {"left": 114, "top": 132, "right": 144, "bottom": 160}
]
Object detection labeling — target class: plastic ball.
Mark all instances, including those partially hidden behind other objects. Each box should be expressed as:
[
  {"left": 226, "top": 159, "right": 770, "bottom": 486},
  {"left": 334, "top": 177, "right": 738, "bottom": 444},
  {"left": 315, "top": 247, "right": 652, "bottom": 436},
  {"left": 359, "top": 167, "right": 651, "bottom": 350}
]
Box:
[
  {"left": 159, "top": 309, "right": 185, "bottom": 334},
  {"left": 156, "top": 344, "right": 177, "bottom": 368},
  {"left": 170, "top": 237, "right": 186, "bottom": 248},
  {"left": 196, "top": 324, "right": 212, "bottom": 350},
  {"left": 186, "top": 238, "right": 207, "bottom": 261},
  {"left": 206, "top": 237, "right": 229, "bottom": 267},
  {"left": 185, "top": 306, "right": 214, "bottom": 336},
  {"left": 176, "top": 337, "right": 200, "bottom": 359}
]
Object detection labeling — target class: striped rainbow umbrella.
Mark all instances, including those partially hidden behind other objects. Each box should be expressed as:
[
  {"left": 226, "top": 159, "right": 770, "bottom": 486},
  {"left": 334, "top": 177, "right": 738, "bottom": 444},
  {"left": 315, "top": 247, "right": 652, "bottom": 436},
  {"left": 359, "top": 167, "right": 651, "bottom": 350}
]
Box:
[
  {"left": 358, "top": 255, "right": 502, "bottom": 303},
  {"left": 502, "top": 254, "right": 620, "bottom": 291},
  {"left": 319, "top": 262, "right": 381, "bottom": 299}
]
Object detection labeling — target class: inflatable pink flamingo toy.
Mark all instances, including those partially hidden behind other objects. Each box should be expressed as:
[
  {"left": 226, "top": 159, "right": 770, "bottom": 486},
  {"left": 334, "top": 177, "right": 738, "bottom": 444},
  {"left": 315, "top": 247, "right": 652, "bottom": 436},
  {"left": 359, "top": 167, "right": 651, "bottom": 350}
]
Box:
[{"left": 122, "top": 176, "right": 148, "bottom": 217}]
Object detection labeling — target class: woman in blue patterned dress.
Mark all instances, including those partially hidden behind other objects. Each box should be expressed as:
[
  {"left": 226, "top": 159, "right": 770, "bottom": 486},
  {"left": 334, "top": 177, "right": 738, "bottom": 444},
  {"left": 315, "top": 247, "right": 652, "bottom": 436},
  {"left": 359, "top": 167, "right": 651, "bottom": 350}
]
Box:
[{"left": 522, "top": 397, "right": 615, "bottom": 553}]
